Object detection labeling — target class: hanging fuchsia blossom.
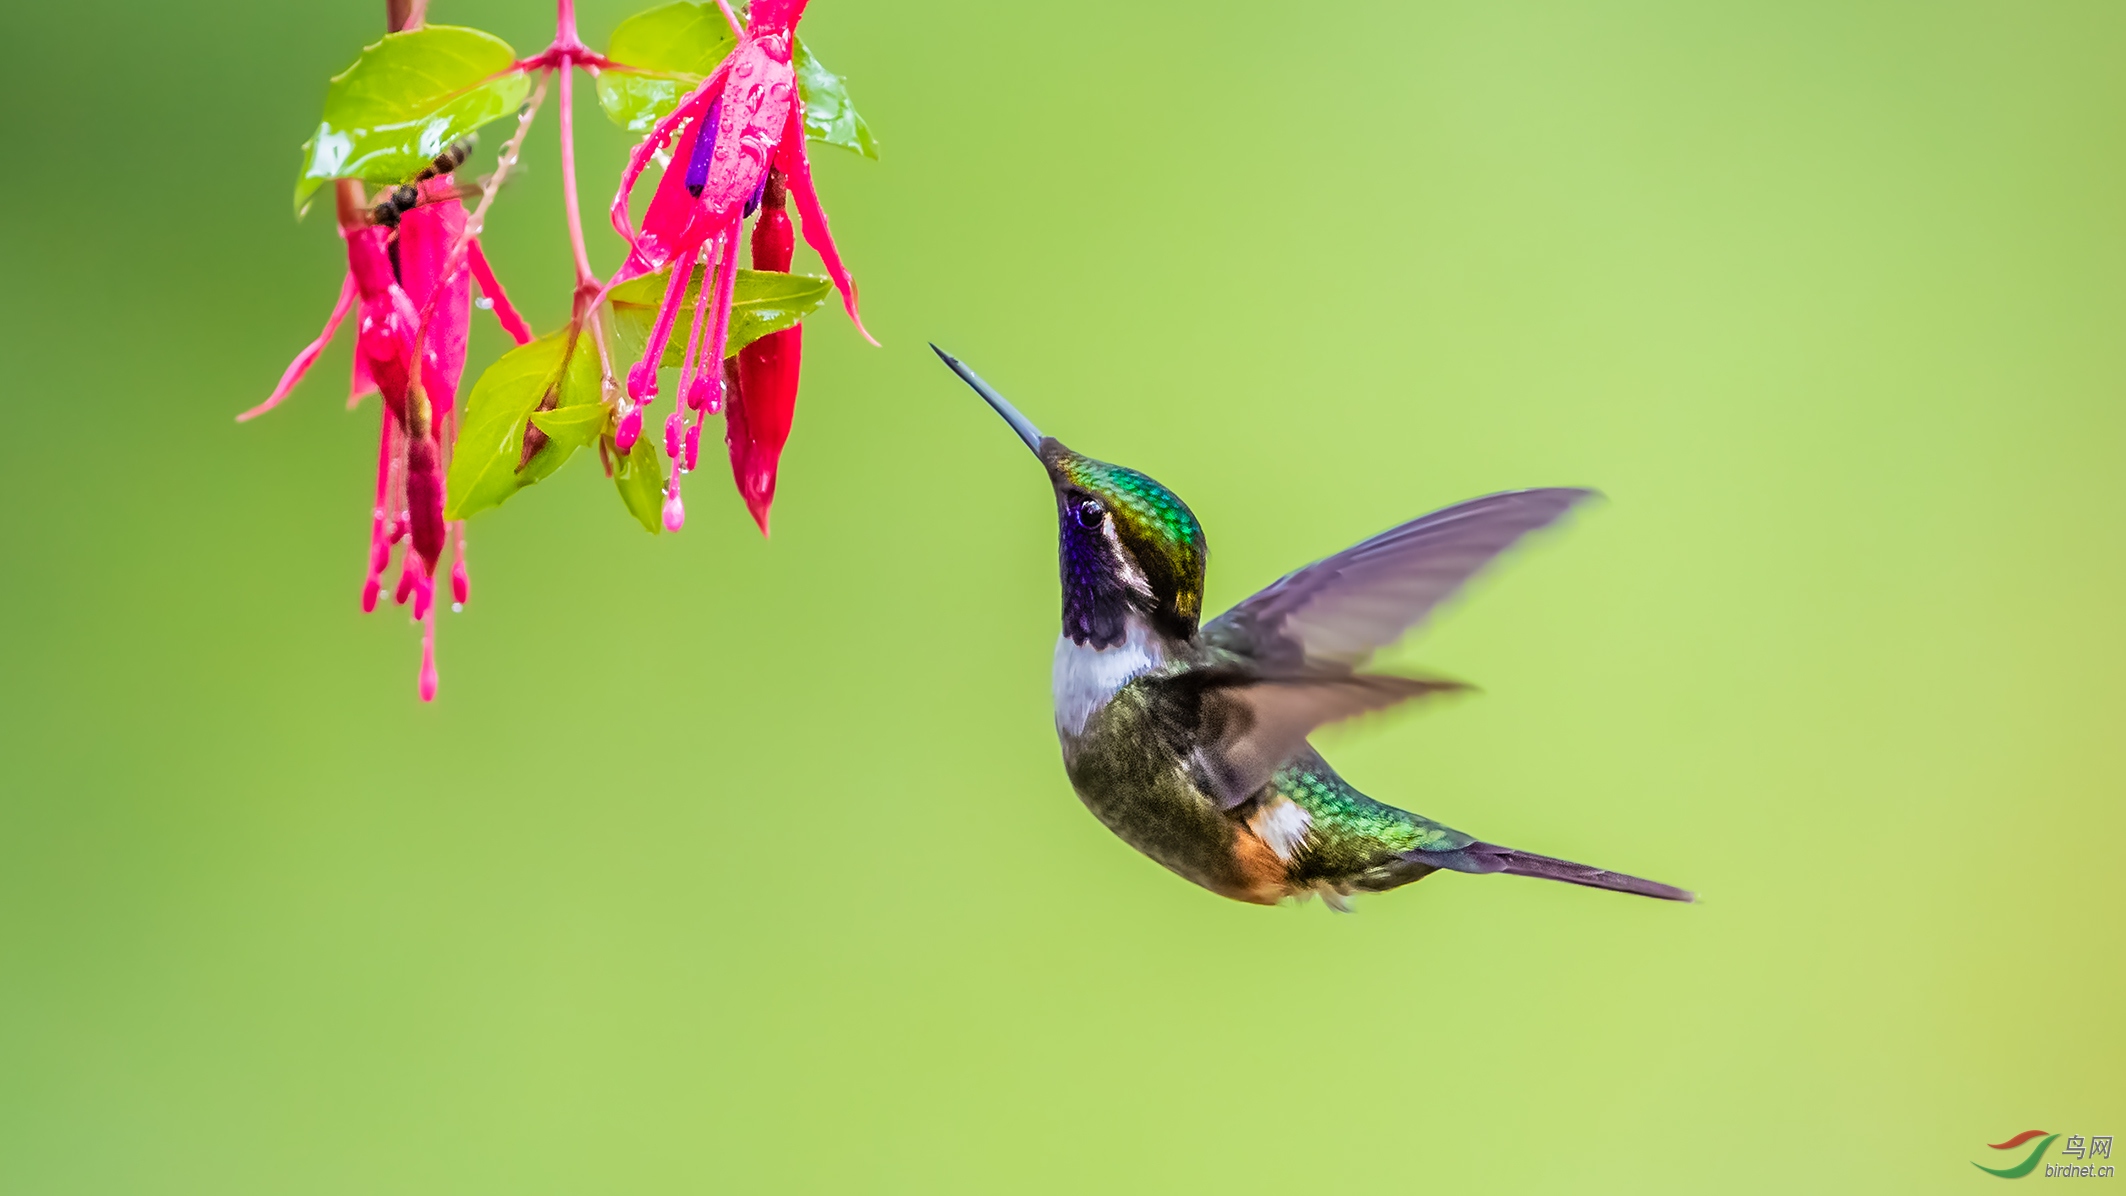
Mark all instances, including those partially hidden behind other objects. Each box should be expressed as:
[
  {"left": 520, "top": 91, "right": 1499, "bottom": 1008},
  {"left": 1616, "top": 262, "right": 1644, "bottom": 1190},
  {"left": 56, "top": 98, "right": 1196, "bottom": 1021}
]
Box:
[
  {"left": 245, "top": 164, "right": 531, "bottom": 700},
  {"left": 606, "top": 0, "right": 873, "bottom": 532},
  {"left": 249, "top": 0, "right": 879, "bottom": 700}
]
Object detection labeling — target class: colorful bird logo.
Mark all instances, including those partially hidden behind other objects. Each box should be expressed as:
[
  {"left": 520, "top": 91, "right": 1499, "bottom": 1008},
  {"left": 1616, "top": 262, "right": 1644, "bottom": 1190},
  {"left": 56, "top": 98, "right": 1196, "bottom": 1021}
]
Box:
[{"left": 1974, "top": 1131, "right": 2059, "bottom": 1178}]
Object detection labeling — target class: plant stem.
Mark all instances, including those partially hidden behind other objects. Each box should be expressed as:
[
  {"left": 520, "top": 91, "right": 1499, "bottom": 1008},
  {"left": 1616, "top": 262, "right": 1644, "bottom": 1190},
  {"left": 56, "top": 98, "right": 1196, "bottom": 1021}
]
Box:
[
  {"left": 410, "top": 75, "right": 551, "bottom": 362},
  {"left": 557, "top": 64, "right": 599, "bottom": 301}
]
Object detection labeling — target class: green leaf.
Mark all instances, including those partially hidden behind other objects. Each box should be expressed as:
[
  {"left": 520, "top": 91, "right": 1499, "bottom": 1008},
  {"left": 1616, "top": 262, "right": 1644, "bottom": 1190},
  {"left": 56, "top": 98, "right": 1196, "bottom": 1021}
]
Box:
[
  {"left": 295, "top": 26, "right": 529, "bottom": 215},
  {"left": 608, "top": 268, "right": 831, "bottom": 368},
  {"left": 444, "top": 330, "right": 603, "bottom": 520},
  {"left": 597, "top": 2, "right": 735, "bottom": 133},
  {"left": 612, "top": 432, "right": 667, "bottom": 534},
  {"left": 793, "top": 37, "right": 878, "bottom": 159},
  {"left": 528, "top": 404, "right": 610, "bottom": 451},
  {"left": 596, "top": 3, "right": 875, "bottom": 157}
]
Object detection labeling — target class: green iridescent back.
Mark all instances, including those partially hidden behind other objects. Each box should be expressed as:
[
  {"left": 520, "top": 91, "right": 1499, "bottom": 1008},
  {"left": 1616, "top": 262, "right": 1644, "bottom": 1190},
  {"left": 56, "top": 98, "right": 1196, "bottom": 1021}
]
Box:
[{"left": 1270, "top": 750, "right": 1474, "bottom": 886}]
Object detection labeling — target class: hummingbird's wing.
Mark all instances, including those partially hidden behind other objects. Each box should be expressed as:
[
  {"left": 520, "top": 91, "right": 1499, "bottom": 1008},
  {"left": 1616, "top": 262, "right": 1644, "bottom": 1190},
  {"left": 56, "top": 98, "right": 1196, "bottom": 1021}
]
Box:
[
  {"left": 1201, "top": 488, "right": 1596, "bottom": 673},
  {"left": 1147, "top": 669, "right": 1469, "bottom": 811}
]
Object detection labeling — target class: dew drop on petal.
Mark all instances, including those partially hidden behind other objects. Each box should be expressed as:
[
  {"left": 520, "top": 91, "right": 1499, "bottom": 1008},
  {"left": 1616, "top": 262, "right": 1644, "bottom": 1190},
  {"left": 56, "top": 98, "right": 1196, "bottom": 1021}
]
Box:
[{"left": 474, "top": 296, "right": 494, "bottom": 311}]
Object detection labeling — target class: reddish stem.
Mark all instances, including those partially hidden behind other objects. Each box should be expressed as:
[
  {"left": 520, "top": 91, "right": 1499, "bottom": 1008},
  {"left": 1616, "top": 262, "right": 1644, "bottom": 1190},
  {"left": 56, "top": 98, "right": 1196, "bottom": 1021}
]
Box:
[
  {"left": 553, "top": 0, "right": 588, "bottom": 57},
  {"left": 557, "top": 64, "right": 599, "bottom": 303},
  {"left": 518, "top": 0, "right": 616, "bottom": 71}
]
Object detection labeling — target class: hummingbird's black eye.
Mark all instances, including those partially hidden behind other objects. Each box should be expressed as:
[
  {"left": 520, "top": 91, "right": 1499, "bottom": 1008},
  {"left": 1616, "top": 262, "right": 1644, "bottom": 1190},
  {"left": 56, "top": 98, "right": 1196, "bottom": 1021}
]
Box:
[{"left": 1075, "top": 498, "right": 1105, "bottom": 529}]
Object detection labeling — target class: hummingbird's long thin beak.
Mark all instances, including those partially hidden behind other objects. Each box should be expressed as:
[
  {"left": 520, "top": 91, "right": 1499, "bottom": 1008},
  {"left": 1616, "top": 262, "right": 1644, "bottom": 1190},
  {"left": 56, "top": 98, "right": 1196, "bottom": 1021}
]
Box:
[{"left": 931, "top": 344, "right": 1043, "bottom": 455}]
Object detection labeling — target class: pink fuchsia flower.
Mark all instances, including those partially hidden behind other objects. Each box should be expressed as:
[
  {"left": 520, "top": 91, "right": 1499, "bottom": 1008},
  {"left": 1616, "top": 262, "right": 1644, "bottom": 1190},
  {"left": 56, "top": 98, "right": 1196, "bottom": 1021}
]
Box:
[
  {"left": 242, "top": 167, "right": 531, "bottom": 700},
  {"left": 604, "top": 0, "right": 873, "bottom": 532}
]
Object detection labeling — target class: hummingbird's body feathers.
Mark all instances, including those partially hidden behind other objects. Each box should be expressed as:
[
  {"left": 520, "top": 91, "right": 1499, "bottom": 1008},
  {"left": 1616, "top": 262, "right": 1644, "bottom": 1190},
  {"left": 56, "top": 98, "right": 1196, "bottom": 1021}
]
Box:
[
  {"left": 936, "top": 350, "right": 1694, "bottom": 910},
  {"left": 1202, "top": 488, "right": 1596, "bottom": 674}
]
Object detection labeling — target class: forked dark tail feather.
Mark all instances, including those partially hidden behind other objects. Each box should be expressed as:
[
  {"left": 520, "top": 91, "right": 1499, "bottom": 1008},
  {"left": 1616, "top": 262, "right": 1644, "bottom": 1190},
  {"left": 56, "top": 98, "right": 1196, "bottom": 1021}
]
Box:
[{"left": 1415, "top": 842, "right": 1694, "bottom": 902}]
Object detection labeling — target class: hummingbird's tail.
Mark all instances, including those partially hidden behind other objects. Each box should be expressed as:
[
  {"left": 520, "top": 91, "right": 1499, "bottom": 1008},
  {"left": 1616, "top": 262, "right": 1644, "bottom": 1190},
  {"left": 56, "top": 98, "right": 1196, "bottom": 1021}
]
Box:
[{"left": 1412, "top": 842, "right": 1695, "bottom": 902}]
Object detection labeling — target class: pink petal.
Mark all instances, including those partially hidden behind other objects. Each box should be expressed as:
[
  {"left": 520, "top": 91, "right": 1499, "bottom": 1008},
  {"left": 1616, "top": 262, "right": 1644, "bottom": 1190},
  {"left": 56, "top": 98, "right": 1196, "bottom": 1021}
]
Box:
[
  {"left": 611, "top": 65, "right": 731, "bottom": 278},
  {"left": 695, "top": 43, "right": 793, "bottom": 217},
  {"left": 775, "top": 100, "right": 876, "bottom": 344},
  {"left": 467, "top": 238, "right": 534, "bottom": 345},
  {"left": 241, "top": 272, "right": 357, "bottom": 421},
  {"left": 395, "top": 181, "right": 473, "bottom": 417}
]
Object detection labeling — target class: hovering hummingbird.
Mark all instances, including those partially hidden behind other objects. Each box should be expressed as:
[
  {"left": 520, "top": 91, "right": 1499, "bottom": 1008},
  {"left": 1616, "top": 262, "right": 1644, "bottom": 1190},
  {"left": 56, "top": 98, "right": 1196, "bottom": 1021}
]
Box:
[{"left": 934, "top": 347, "right": 1692, "bottom": 911}]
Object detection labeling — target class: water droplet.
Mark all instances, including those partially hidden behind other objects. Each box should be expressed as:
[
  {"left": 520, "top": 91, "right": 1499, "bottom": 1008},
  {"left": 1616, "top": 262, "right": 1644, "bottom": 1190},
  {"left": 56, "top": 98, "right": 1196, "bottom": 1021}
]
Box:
[
  {"left": 474, "top": 296, "right": 495, "bottom": 310},
  {"left": 451, "top": 602, "right": 464, "bottom": 613}
]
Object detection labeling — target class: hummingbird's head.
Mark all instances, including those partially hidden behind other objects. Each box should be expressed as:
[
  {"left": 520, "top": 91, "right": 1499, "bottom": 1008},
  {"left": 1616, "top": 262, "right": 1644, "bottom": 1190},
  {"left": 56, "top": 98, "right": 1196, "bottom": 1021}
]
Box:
[{"left": 934, "top": 347, "right": 1208, "bottom": 649}]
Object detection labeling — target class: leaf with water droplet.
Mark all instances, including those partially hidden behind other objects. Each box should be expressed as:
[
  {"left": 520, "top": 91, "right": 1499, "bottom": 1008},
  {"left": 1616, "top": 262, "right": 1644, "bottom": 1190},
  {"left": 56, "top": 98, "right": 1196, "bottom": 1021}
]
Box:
[
  {"left": 792, "top": 36, "right": 878, "bottom": 159},
  {"left": 295, "top": 26, "right": 530, "bottom": 216},
  {"left": 608, "top": 268, "right": 832, "bottom": 369},
  {"left": 597, "top": 2, "right": 876, "bottom": 157},
  {"left": 612, "top": 430, "right": 667, "bottom": 534},
  {"left": 597, "top": 2, "right": 735, "bottom": 133},
  {"left": 445, "top": 330, "right": 602, "bottom": 521}
]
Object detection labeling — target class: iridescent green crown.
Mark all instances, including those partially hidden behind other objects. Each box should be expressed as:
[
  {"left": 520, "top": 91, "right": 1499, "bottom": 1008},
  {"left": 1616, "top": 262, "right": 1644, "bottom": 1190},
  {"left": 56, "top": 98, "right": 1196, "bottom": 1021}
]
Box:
[{"left": 1045, "top": 445, "right": 1208, "bottom": 629}]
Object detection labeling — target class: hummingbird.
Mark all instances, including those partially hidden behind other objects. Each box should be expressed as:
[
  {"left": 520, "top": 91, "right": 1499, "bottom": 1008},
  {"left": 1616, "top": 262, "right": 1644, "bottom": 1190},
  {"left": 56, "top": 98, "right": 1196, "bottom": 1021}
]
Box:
[{"left": 934, "top": 347, "right": 1693, "bottom": 911}]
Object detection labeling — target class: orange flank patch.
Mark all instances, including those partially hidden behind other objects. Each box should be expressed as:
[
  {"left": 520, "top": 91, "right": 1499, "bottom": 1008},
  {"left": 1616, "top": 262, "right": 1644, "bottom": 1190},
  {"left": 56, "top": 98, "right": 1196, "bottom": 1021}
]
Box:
[{"left": 1224, "top": 826, "right": 1291, "bottom": 905}]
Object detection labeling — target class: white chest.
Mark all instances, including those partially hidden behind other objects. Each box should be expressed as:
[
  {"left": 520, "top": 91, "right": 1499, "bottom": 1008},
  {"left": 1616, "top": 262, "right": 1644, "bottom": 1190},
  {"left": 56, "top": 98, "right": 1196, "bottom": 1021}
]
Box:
[{"left": 1051, "top": 618, "right": 1165, "bottom": 737}]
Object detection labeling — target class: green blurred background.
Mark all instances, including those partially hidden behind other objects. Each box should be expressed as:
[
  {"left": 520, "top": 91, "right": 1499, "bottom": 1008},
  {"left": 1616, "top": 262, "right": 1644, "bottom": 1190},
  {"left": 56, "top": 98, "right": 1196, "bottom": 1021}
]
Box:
[{"left": 2, "top": 0, "right": 2121, "bottom": 1190}]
